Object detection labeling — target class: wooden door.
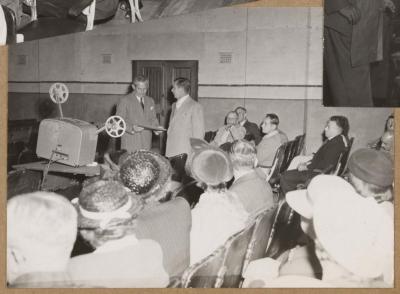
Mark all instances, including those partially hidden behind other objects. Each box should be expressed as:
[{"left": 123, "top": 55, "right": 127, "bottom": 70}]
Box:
[{"left": 133, "top": 60, "right": 198, "bottom": 154}]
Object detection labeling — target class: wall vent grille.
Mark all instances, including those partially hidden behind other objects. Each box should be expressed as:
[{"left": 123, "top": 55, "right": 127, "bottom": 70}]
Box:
[
  {"left": 219, "top": 52, "right": 232, "bottom": 64},
  {"left": 17, "top": 55, "right": 27, "bottom": 65},
  {"left": 102, "top": 54, "right": 112, "bottom": 64}
]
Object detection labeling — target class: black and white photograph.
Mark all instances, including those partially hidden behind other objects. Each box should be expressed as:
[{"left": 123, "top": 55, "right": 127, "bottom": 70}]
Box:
[
  {"left": 323, "top": 0, "right": 400, "bottom": 107},
  {"left": 5, "top": 3, "right": 395, "bottom": 289}
]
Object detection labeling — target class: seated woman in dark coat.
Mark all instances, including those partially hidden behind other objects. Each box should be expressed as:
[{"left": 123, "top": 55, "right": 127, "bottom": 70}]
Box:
[{"left": 118, "top": 150, "right": 192, "bottom": 279}]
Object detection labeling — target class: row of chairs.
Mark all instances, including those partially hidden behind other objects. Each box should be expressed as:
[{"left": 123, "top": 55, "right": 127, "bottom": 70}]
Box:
[
  {"left": 172, "top": 206, "right": 277, "bottom": 288},
  {"left": 260, "top": 134, "right": 307, "bottom": 259},
  {"left": 266, "top": 134, "right": 305, "bottom": 185},
  {"left": 260, "top": 134, "right": 354, "bottom": 258},
  {"left": 266, "top": 134, "right": 354, "bottom": 189}
]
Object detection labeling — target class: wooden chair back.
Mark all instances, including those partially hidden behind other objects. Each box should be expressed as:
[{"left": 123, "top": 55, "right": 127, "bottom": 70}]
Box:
[
  {"left": 218, "top": 222, "right": 257, "bottom": 288},
  {"left": 241, "top": 206, "right": 278, "bottom": 277},
  {"left": 181, "top": 245, "right": 227, "bottom": 288}
]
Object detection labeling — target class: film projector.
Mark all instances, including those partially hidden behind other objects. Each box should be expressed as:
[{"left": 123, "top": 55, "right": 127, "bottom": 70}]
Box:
[{"left": 36, "top": 83, "right": 129, "bottom": 167}]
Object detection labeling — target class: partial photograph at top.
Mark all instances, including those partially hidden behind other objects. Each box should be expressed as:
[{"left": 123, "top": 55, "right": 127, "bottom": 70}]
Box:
[
  {"left": 323, "top": 0, "right": 400, "bottom": 107},
  {"left": 0, "top": 0, "right": 257, "bottom": 45}
]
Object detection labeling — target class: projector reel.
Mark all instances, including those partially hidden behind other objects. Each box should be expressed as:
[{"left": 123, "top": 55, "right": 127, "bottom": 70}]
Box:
[
  {"left": 104, "top": 115, "right": 126, "bottom": 138},
  {"left": 49, "top": 83, "right": 69, "bottom": 104}
]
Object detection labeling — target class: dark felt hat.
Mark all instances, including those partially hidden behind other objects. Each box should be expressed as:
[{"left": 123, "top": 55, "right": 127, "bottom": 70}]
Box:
[
  {"left": 347, "top": 148, "right": 393, "bottom": 187},
  {"left": 119, "top": 150, "right": 172, "bottom": 199},
  {"left": 72, "top": 180, "right": 144, "bottom": 229}
]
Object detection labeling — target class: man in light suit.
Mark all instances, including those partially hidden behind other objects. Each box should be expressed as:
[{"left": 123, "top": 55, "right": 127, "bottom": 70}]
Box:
[
  {"left": 116, "top": 75, "right": 160, "bottom": 152},
  {"left": 165, "top": 78, "right": 205, "bottom": 158}
]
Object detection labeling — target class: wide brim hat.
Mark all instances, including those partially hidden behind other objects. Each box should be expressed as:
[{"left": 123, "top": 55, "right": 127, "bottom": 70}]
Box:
[
  {"left": 285, "top": 175, "right": 355, "bottom": 219},
  {"left": 72, "top": 180, "right": 144, "bottom": 229},
  {"left": 313, "top": 193, "right": 393, "bottom": 279},
  {"left": 189, "top": 138, "right": 233, "bottom": 185},
  {"left": 119, "top": 150, "right": 172, "bottom": 200},
  {"left": 347, "top": 148, "right": 393, "bottom": 187}
]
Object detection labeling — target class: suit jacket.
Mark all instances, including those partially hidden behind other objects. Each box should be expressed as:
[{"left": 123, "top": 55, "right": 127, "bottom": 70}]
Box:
[
  {"left": 165, "top": 96, "right": 205, "bottom": 157},
  {"left": 134, "top": 197, "right": 191, "bottom": 279},
  {"left": 351, "top": 0, "right": 382, "bottom": 66},
  {"left": 68, "top": 238, "right": 169, "bottom": 288},
  {"left": 324, "top": 0, "right": 352, "bottom": 36},
  {"left": 229, "top": 170, "right": 275, "bottom": 218},
  {"left": 307, "top": 134, "right": 348, "bottom": 171},
  {"left": 324, "top": 0, "right": 382, "bottom": 66},
  {"left": 243, "top": 120, "right": 261, "bottom": 145},
  {"left": 116, "top": 93, "right": 159, "bottom": 152}
]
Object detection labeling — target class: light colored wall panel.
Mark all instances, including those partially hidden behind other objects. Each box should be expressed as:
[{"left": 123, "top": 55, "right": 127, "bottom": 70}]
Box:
[
  {"left": 127, "top": 32, "right": 204, "bottom": 61},
  {"left": 245, "top": 29, "right": 309, "bottom": 85},
  {"left": 80, "top": 34, "right": 131, "bottom": 83},
  {"left": 8, "top": 41, "right": 39, "bottom": 82},
  {"left": 38, "top": 34, "right": 81, "bottom": 82},
  {"left": 201, "top": 7, "right": 247, "bottom": 32},
  {"left": 199, "top": 32, "right": 246, "bottom": 84}
]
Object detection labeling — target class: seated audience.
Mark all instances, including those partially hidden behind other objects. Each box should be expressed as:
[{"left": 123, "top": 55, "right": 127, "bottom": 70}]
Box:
[
  {"left": 235, "top": 106, "right": 261, "bottom": 145},
  {"left": 68, "top": 180, "right": 169, "bottom": 288},
  {"left": 7, "top": 192, "right": 78, "bottom": 288},
  {"left": 243, "top": 175, "right": 393, "bottom": 287},
  {"left": 189, "top": 138, "right": 248, "bottom": 265},
  {"left": 212, "top": 110, "right": 246, "bottom": 148},
  {"left": 257, "top": 113, "right": 288, "bottom": 168},
  {"left": 280, "top": 115, "right": 349, "bottom": 194},
  {"left": 118, "top": 150, "right": 191, "bottom": 279},
  {"left": 229, "top": 139, "right": 275, "bottom": 217},
  {"left": 347, "top": 148, "right": 394, "bottom": 217}
]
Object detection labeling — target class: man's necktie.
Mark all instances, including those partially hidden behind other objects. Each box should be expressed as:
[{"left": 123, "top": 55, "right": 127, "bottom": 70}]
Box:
[{"left": 140, "top": 97, "right": 144, "bottom": 110}]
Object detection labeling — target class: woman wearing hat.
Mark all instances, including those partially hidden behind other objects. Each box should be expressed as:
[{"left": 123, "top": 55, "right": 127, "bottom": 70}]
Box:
[
  {"left": 347, "top": 148, "right": 394, "bottom": 218},
  {"left": 284, "top": 175, "right": 393, "bottom": 287},
  {"left": 243, "top": 175, "right": 393, "bottom": 287},
  {"left": 118, "top": 150, "right": 192, "bottom": 279},
  {"left": 189, "top": 138, "right": 249, "bottom": 265},
  {"left": 68, "top": 180, "right": 169, "bottom": 288}
]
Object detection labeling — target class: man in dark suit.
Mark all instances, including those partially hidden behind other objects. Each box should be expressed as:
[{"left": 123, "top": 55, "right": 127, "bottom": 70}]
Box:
[
  {"left": 116, "top": 75, "right": 161, "bottom": 152},
  {"left": 324, "top": 0, "right": 383, "bottom": 106},
  {"left": 280, "top": 116, "right": 350, "bottom": 195},
  {"left": 235, "top": 106, "right": 261, "bottom": 145}
]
